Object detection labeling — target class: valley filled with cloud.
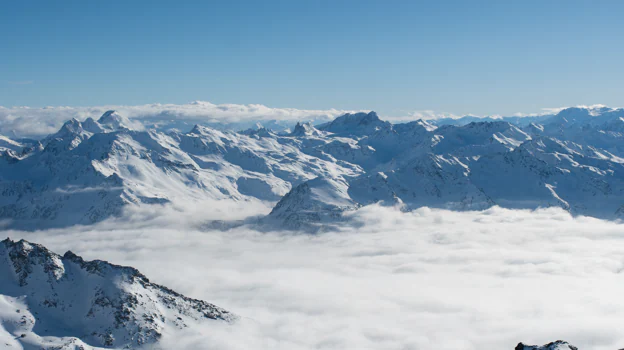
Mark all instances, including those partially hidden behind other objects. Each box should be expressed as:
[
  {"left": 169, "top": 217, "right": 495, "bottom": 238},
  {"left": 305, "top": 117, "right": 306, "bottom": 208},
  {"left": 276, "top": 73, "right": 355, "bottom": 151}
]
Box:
[
  {"left": 4, "top": 203, "right": 623, "bottom": 350},
  {"left": 3, "top": 1, "right": 624, "bottom": 349}
]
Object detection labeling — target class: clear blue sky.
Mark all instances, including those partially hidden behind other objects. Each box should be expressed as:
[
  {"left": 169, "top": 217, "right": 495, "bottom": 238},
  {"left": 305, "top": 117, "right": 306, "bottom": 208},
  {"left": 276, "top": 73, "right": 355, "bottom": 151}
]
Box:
[{"left": 1, "top": 0, "right": 623, "bottom": 116}]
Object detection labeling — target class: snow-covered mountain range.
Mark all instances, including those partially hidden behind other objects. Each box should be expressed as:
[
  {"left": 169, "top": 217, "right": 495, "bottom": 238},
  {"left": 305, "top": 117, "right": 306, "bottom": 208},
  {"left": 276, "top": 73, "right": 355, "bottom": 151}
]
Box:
[
  {"left": 0, "top": 105, "right": 623, "bottom": 229},
  {"left": 0, "top": 111, "right": 361, "bottom": 228},
  {"left": 0, "top": 238, "right": 235, "bottom": 349}
]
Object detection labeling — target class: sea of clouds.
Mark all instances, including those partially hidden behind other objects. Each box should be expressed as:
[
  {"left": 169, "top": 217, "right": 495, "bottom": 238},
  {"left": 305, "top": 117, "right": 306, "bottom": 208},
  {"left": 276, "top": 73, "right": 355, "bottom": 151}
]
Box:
[{"left": 4, "top": 202, "right": 624, "bottom": 350}]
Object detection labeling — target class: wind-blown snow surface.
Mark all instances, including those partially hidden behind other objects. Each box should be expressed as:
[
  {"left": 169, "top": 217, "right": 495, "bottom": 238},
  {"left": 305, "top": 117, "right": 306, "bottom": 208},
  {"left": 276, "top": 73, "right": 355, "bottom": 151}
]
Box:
[{"left": 2, "top": 205, "right": 624, "bottom": 349}]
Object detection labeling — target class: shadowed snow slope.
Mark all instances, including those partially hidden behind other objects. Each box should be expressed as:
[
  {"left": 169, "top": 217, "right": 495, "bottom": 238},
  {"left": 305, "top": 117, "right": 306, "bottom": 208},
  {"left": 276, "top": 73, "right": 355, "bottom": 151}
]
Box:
[{"left": 0, "top": 238, "right": 235, "bottom": 349}]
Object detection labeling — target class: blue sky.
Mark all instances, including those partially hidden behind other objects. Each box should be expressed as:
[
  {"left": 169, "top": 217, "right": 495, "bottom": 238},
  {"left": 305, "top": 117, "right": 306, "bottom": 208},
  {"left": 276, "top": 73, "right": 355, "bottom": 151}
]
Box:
[{"left": 1, "top": 0, "right": 623, "bottom": 116}]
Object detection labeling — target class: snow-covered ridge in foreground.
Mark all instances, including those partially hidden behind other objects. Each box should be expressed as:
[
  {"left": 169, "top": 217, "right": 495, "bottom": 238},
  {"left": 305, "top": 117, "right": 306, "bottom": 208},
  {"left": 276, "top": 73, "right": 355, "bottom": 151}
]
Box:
[{"left": 0, "top": 238, "right": 235, "bottom": 349}]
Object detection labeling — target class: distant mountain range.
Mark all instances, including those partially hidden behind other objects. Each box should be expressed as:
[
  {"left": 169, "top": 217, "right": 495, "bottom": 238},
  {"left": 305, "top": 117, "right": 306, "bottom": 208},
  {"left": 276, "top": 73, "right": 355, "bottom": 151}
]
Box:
[{"left": 0, "top": 105, "right": 623, "bottom": 229}]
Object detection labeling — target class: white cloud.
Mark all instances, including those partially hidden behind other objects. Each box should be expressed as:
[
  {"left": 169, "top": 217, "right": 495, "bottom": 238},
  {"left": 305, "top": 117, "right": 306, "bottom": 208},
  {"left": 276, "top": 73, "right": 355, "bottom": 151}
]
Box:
[
  {"left": 403, "top": 104, "right": 623, "bottom": 121},
  {"left": 515, "top": 104, "right": 622, "bottom": 118},
  {"left": 4, "top": 204, "right": 624, "bottom": 349},
  {"left": 386, "top": 110, "right": 463, "bottom": 122},
  {"left": 406, "top": 110, "right": 461, "bottom": 120},
  {"left": 0, "top": 102, "right": 357, "bottom": 138}
]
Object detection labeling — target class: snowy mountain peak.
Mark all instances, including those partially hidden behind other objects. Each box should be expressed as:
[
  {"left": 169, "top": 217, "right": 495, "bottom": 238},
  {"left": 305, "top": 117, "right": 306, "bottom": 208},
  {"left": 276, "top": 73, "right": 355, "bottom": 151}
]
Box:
[
  {"left": 189, "top": 123, "right": 218, "bottom": 135},
  {"left": 42, "top": 111, "right": 142, "bottom": 154},
  {"left": 98, "top": 109, "right": 120, "bottom": 121},
  {"left": 97, "top": 110, "right": 137, "bottom": 131},
  {"left": 515, "top": 340, "right": 578, "bottom": 350},
  {"left": 239, "top": 125, "right": 276, "bottom": 138},
  {"left": 557, "top": 106, "right": 594, "bottom": 118},
  {"left": 267, "top": 176, "right": 359, "bottom": 230},
  {"left": 546, "top": 106, "right": 624, "bottom": 128},
  {"left": 318, "top": 111, "right": 391, "bottom": 136},
  {"left": 0, "top": 238, "right": 236, "bottom": 349},
  {"left": 83, "top": 116, "right": 105, "bottom": 133},
  {"left": 58, "top": 117, "right": 87, "bottom": 135},
  {"left": 358, "top": 111, "right": 381, "bottom": 123},
  {"left": 43, "top": 118, "right": 96, "bottom": 153},
  {"left": 562, "top": 105, "right": 615, "bottom": 116},
  {"left": 414, "top": 119, "right": 437, "bottom": 132},
  {"left": 290, "top": 122, "right": 323, "bottom": 137},
  {"left": 1, "top": 238, "right": 65, "bottom": 286}
]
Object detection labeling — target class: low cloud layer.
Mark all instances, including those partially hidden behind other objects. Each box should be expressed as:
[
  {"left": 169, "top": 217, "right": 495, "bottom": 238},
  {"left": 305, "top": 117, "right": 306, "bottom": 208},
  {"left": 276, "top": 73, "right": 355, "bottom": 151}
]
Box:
[
  {"left": 4, "top": 204, "right": 624, "bottom": 349},
  {"left": 2, "top": 101, "right": 611, "bottom": 139},
  {"left": 0, "top": 102, "right": 354, "bottom": 138}
]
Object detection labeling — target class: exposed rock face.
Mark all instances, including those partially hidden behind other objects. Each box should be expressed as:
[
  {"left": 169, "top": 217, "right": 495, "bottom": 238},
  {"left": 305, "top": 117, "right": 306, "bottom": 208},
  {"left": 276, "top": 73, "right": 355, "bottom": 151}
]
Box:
[{"left": 0, "top": 238, "right": 235, "bottom": 349}]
